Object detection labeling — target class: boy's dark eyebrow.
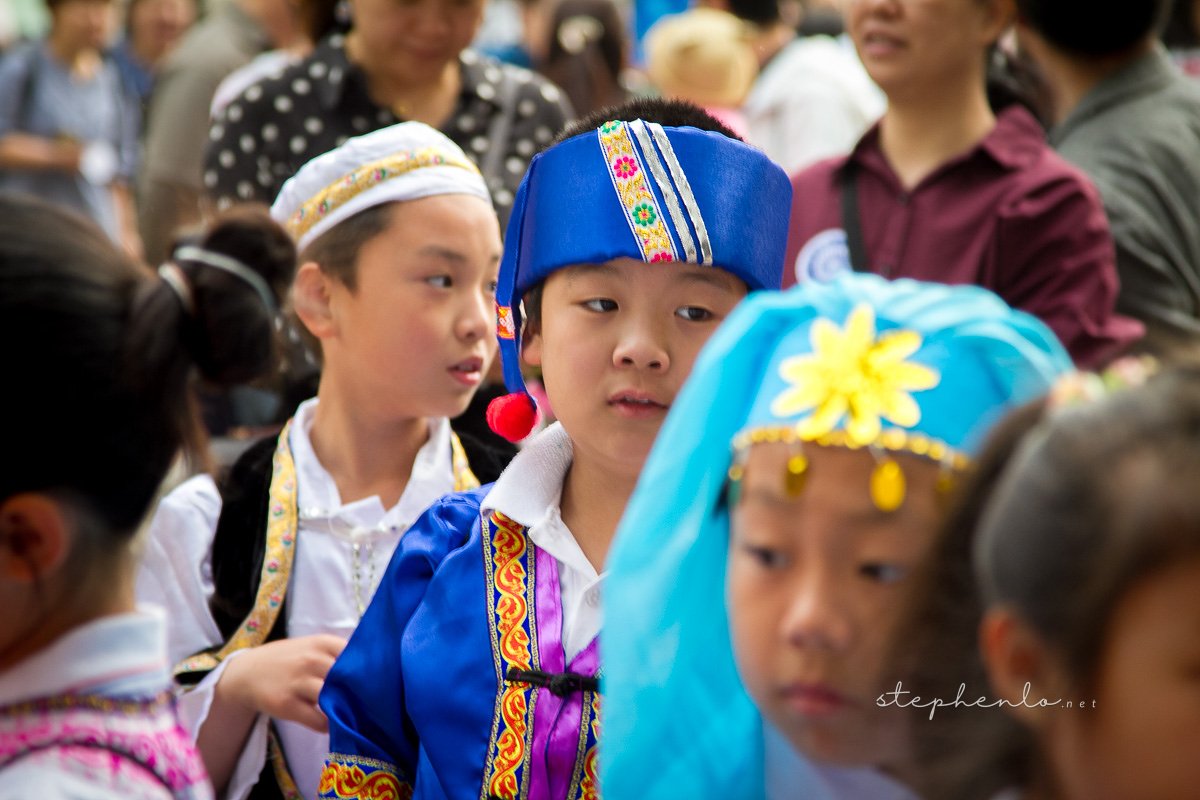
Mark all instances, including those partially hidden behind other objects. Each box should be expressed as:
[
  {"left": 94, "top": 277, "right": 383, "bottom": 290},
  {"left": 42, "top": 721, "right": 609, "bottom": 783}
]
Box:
[
  {"left": 563, "top": 262, "right": 619, "bottom": 283},
  {"left": 565, "top": 262, "right": 738, "bottom": 291},
  {"left": 415, "top": 245, "right": 501, "bottom": 265},
  {"left": 678, "top": 268, "right": 740, "bottom": 292}
]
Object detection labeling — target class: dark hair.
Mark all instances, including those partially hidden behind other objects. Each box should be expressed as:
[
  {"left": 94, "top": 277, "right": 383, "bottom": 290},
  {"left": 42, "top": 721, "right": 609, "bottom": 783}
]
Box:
[
  {"left": 903, "top": 367, "right": 1200, "bottom": 799},
  {"left": 725, "top": 0, "right": 780, "bottom": 27},
  {"left": 1016, "top": 0, "right": 1171, "bottom": 56},
  {"left": 895, "top": 400, "right": 1049, "bottom": 800},
  {"left": 1162, "top": 0, "right": 1200, "bottom": 48},
  {"left": 977, "top": 368, "right": 1200, "bottom": 686},
  {"left": 522, "top": 98, "right": 742, "bottom": 330},
  {"left": 986, "top": 45, "right": 1053, "bottom": 126},
  {"left": 170, "top": 204, "right": 296, "bottom": 385},
  {"left": 297, "top": 0, "right": 352, "bottom": 46},
  {"left": 297, "top": 202, "right": 394, "bottom": 291},
  {"left": 554, "top": 96, "right": 743, "bottom": 144},
  {"left": 0, "top": 194, "right": 289, "bottom": 538},
  {"left": 539, "top": 0, "right": 629, "bottom": 119},
  {"left": 46, "top": 0, "right": 114, "bottom": 10}
]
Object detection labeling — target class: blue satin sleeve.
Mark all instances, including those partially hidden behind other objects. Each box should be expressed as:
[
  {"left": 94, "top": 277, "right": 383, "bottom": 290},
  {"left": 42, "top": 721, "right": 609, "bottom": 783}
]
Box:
[{"left": 317, "top": 488, "right": 489, "bottom": 797}]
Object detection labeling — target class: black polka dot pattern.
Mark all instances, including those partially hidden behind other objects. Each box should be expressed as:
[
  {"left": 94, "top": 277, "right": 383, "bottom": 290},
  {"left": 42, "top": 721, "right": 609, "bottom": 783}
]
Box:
[{"left": 203, "top": 35, "right": 574, "bottom": 227}]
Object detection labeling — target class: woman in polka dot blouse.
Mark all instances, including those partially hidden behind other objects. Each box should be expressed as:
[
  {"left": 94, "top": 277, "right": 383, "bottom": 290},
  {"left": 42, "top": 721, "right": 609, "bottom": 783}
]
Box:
[{"left": 203, "top": 0, "right": 574, "bottom": 227}]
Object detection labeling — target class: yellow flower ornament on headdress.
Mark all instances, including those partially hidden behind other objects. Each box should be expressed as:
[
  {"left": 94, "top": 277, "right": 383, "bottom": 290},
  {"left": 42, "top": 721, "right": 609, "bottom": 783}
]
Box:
[{"left": 771, "top": 304, "right": 940, "bottom": 447}]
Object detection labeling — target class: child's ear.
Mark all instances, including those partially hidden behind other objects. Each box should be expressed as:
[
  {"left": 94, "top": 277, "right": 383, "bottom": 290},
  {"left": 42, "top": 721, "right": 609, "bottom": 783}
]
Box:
[
  {"left": 293, "top": 261, "right": 337, "bottom": 340},
  {"left": 0, "top": 494, "right": 71, "bottom": 583},
  {"left": 979, "top": 607, "right": 1063, "bottom": 728},
  {"left": 980, "top": 0, "right": 1016, "bottom": 46},
  {"left": 522, "top": 325, "right": 543, "bottom": 368}
]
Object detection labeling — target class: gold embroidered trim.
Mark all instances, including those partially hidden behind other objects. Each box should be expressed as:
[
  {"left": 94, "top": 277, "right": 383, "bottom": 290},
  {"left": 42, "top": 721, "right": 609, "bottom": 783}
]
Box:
[
  {"left": 731, "top": 425, "right": 969, "bottom": 471},
  {"left": 288, "top": 149, "right": 482, "bottom": 243},
  {"left": 451, "top": 432, "right": 480, "bottom": 491}
]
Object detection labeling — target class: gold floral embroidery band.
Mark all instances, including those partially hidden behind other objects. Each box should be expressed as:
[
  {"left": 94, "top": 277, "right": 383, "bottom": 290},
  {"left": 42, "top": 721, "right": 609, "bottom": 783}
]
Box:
[
  {"left": 481, "top": 510, "right": 538, "bottom": 800},
  {"left": 287, "top": 148, "right": 482, "bottom": 244},
  {"left": 570, "top": 690, "right": 601, "bottom": 800},
  {"left": 318, "top": 754, "right": 413, "bottom": 800},
  {"left": 628, "top": 120, "right": 711, "bottom": 265},
  {"left": 597, "top": 121, "right": 677, "bottom": 263},
  {"left": 173, "top": 419, "right": 301, "bottom": 678}
]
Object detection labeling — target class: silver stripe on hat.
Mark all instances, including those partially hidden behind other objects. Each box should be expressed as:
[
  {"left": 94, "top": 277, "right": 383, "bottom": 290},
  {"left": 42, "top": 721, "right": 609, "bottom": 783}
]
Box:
[
  {"left": 628, "top": 120, "right": 698, "bottom": 263},
  {"left": 647, "top": 122, "right": 713, "bottom": 265}
]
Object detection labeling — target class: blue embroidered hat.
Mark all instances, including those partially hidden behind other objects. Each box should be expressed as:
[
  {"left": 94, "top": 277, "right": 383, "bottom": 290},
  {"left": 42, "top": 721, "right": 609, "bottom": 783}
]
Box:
[
  {"left": 601, "top": 273, "right": 1073, "bottom": 799},
  {"left": 486, "top": 118, "right": 792, "bottom": 440}
]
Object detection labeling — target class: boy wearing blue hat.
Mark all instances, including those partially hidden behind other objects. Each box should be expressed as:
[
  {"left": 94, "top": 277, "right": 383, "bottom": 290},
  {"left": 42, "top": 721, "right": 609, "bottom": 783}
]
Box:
[
  {"left": 316, "top": 99, "right": 793, "bottom": 800},
  {"left": 601, "top": 273, "right": 1074, "bottom": 799},
  {"left": 137, "top": 122, "right": 505, "bottom": 800}
]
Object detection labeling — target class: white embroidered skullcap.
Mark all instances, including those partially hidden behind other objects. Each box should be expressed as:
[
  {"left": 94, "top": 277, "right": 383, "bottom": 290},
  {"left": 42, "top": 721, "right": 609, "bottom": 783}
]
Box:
[{"left": 270, "top": 121, "right": 492, "bottom": 252}]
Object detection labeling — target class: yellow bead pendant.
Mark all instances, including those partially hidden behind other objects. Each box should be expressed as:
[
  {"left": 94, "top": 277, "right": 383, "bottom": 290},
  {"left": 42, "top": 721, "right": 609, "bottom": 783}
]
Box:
[
  {"left": 870, "top": 457, "right": 906, "bottom": 512},
  {"left": 785, "top": 453, "right": 809, "bottom": 498}
]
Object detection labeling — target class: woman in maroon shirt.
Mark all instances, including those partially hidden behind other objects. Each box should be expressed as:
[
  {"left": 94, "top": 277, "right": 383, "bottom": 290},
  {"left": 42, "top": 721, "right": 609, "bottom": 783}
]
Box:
[{"left": 785, "top": 0, "right": 1142, "bottom": 367}]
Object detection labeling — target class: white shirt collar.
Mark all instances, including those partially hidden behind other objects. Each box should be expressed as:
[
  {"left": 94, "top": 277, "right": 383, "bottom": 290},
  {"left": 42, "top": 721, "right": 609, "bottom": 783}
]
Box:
[
  {"left": 290, "top": 398, "right": 456, "bottom": 541},
  {"left": 0, "top": 608, "right": 170, "bottom": 705},
  {"left": 482, "top": 422, "right": 573, "bottom": 528},
  {"left": 482, "top": 422, "right": 599, "bottom": 580}
]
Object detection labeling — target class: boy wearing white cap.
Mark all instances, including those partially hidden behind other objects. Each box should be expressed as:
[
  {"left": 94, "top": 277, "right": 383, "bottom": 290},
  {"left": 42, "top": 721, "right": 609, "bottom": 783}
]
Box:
[
  {"left": 315, "top": 99, "right": 793, "bottom": 800},
  {"left": 137, "top": 122, "right": 504, "bottom": 800}
]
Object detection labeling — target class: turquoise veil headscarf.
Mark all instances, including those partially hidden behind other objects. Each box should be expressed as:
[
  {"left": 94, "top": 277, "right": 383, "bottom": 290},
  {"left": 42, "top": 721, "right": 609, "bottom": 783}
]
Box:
[{"left": 600, "top": 273, "right": 1073, "bottom": 798}]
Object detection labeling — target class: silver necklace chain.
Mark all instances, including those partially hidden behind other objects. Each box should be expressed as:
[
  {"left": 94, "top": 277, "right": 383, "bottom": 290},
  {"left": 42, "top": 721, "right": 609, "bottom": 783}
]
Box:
[
  {"left": 350, "top": 540, "right": 378, "bottom": 619},
  {"left": 299, "top": 507, "right": 388, "bottom": 620}
]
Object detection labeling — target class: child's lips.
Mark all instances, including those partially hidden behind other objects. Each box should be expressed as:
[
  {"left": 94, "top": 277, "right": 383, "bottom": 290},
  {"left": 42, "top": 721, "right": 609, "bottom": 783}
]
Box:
[
  {"left": 780, "top": 681, "right": 852, "bottom": 717},
  {"left": 448, "top": 357, "right": 484, "bottom": 387},
  {"left": 607, "top": 390, "right": 669, "bottom": 418}
]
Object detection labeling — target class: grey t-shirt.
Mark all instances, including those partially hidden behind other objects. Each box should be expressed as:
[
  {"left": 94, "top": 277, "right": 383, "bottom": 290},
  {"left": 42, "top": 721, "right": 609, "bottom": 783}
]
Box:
[
  {"left": 1051, "top": 47, "right": 1200, "bottom": 343},
  {"left": 0, "top": 42, "right": 138, "bottom": 242}
]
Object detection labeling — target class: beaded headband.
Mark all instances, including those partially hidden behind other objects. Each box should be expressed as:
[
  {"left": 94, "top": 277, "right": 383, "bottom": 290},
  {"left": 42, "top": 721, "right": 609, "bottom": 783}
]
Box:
[
  {"left": 284, "top": 148, "right": 481, "bottom": 246},
  {"left": 724, "top": 279, "right": 1073, "bottom": 512}
]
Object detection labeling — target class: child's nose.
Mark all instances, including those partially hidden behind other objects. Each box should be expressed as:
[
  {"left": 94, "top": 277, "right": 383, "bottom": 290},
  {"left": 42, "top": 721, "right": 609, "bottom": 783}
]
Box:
[
  {"left": 780, "top": 572, "right": 854, "bottom": 653},
  {"left": 613, "top": 326, "right": 670, "bottom": 371},
  {"left": 457, "top": 289, "right": 491, "bottom": 341}
]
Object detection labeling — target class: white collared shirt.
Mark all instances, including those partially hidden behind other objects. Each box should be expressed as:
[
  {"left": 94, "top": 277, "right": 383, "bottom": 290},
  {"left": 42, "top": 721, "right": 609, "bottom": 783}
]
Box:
[
  {"left": 136, "top": 398, "right": 456, "bottom": 800},
  {"left": 481, "top": 422, "right": 604, "bottom": 663}
]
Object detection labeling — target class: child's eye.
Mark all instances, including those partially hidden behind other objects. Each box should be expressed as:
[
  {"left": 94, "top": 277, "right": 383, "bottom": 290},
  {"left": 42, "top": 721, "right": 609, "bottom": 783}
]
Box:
[
  {"left": 859, "top": 562, "right": 907, "bottom": 584},
  {"left": 676, "top": 306, "right": 714, "bottom": 322},
  {"left": 741, "top": 543, "right": 788, "bottom": 570},
  {"left": 582, "top": 298, "right": 618, "bottom": 312},
  {"left": 487, "top": 280, "right": 498, "bottom": 295},
  {"left": 425, "top": 275, "right": 453, "bottom": 289}
]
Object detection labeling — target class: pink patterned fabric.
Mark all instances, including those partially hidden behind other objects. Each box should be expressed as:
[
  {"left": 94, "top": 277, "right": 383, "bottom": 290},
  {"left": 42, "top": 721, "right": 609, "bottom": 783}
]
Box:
[{"left": 0, "top": 693, "right": 212, "bottom": 799}]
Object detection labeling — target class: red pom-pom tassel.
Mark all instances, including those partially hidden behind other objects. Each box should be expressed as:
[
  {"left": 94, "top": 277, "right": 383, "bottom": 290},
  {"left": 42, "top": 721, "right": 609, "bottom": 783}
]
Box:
[{"left": 487, "top": 392, "right": 539, "bottom": 442}]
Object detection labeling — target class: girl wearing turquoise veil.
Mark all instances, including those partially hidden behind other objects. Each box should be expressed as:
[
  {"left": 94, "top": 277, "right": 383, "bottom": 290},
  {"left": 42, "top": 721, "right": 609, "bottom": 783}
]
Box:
[{"left": 601, "top": 272, "right": 1073, "bottom": 799}]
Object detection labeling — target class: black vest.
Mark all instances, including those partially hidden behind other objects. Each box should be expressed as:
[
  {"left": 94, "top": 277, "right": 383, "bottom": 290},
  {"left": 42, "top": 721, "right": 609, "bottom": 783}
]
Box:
[{"left": 178, "top": 428, "right": 512, "bottom": 799}]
